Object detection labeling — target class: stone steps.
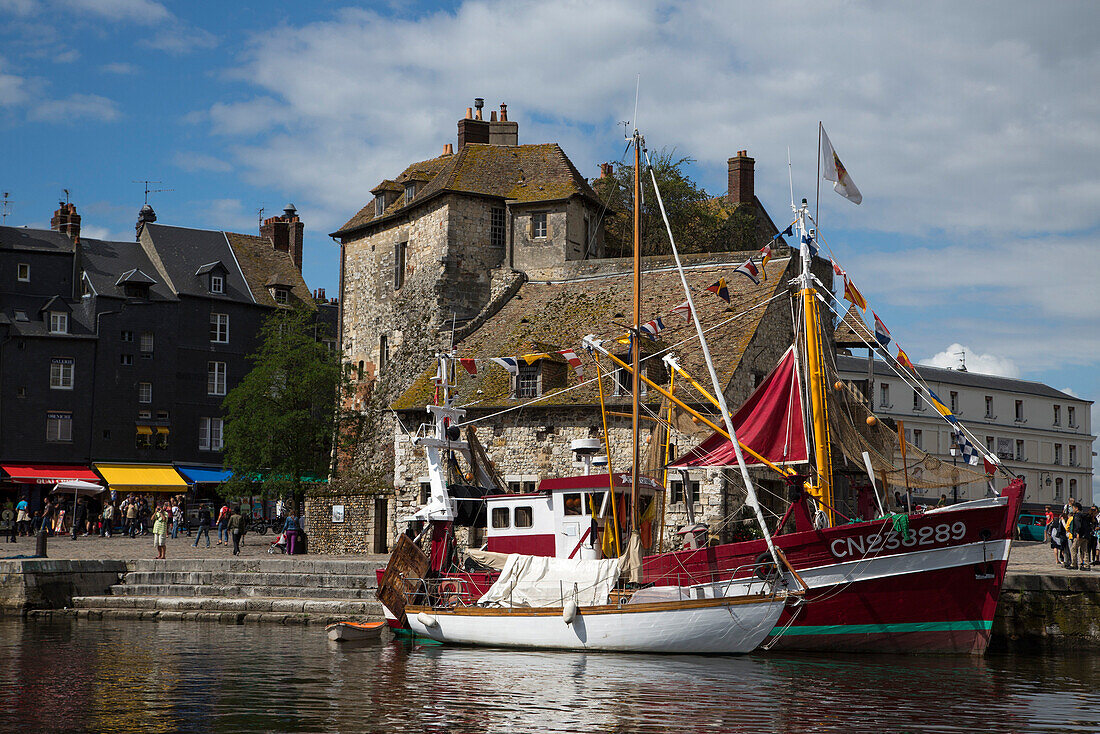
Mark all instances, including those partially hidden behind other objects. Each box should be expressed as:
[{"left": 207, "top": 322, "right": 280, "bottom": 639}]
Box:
[
  {"left": 109, "top": 584, "right": 375, "bottom": 599},
  {"left": 59, "top": 557, "right": 390, "bottom": 624},
  {"left": 72, "top": 595, "right": 382, "bottom": 615}
]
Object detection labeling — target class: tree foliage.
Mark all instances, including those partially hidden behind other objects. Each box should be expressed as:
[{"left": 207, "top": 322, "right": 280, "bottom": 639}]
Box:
[
  {"left": 593, "top": 148, "right": 725, "bottom": 257},
  {"left": 222, "top": 308, "right": 355, "bottom": 511}
]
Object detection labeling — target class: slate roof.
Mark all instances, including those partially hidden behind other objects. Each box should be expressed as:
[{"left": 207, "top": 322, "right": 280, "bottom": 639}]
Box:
[
  {"left": 393, "top": 252, "right": 796, "bottom": 412},
  {"left": 75, "top": 236, "right": 176, "bottom": 302},
  {"left": 141, "top": 224, "right": 253, "bottom": 302},
  {"left": 834, "top": 307, "right": 875, "bottom": 347},
  {"left": 224, "top": 231, "right": 313, "bottom": 310},
  {"left": 0, "top": 225, "right": 74, "bottom": 253},
  {"left": 333, "top": 143, "right": 602, "bottom": 238},
  {"left": 836, "top": 355, "right": 1090, "bottom": 403}
]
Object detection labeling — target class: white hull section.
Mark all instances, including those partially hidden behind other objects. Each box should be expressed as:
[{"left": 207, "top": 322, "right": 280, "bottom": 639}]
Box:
[{"left": 406, "top": 598, "right": 786, "bottom": 654}]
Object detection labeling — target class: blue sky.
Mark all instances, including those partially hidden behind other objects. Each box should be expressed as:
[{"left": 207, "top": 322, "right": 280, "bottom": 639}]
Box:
[{"left": 2, "top": 0, "right": 1098, "bottom": 443}]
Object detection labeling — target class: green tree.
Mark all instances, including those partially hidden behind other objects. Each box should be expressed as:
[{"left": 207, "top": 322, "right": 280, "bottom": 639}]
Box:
[
  {"left": 593, "top": 148, "right": 724, "bottom": 257},
  {"left": 222, "top": 308, "right": 354, "bottom": 514}
]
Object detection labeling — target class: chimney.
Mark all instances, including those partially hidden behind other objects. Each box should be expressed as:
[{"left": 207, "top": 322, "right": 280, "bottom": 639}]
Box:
[
  {"left": 135, "top": 203, "right": 156, "bottom": 241},
  {"left": 488, "top": 100, "right": 518, "bottom": 146},
  {"left": 51, "top": 202, "right": 81, "bottom": 244},
  {"left": 727, "top": 150, "right": 755, "bottom": 206},
  {"left": 458, "top": 98, "right": 490, "bottom": 149},
  {"left": 599, "top": 162, "right": 614, "bottom": 179},
  {"left": 443, "top": 143, "right": 454, "bottom": 156},
  {"left": 474, "top": 97, "right": 484, "bottom": 120},
  {"left": 260, "top": 203, "right": 305, "bottom": 273}
]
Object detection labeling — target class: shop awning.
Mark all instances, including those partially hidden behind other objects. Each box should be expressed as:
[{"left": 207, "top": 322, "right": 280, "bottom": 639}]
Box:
[
  {"left": 1, "top": 463, "right": 100, "bottom": 485},
  {"left": 93, "top": 463, "right": 188, "bottom": 493},
  {"left": 175, "top": 465, "right": 232, "bottom": 484},
  {"left": 136, "top": 426, "right": 153, "bottom": 435}
]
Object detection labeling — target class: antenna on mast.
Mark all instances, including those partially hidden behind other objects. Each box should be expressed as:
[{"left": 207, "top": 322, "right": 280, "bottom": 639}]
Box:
[
  {"left": 257, "top": 206, "right": 265, "bottom": 229},
  {"left": 132, "top": 180, "right": 174, "bottom": 205},
  {"left": 63, "top": 188, "right": 71, "bottom": 205},
  {"left": 1, "top": 192, "right": 14, "bottom": 223},
  {"left": 787, "top": 146, "right": 796, "bottom": 212}
]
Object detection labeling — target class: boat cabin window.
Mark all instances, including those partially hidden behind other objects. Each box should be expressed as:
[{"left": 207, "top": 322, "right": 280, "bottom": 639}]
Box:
[
  {"left": 491, "top": 507, "right": 510, "bottom": 529},
  {"left": 514, "top": 507, "right": 533, "bottom": 528},
  {"left": 563, "top": 493, "right": 588, "bottom": 516}
]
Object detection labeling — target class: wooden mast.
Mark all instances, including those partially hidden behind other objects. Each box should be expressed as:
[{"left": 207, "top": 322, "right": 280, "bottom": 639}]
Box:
[{"left": 630, "top": 130, "right": 642, "bottom": 534}]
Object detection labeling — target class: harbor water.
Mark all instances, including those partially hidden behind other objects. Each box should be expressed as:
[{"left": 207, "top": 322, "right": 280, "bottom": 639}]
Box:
[{"left": 0, "top": 618, "right": 1097, "bottom": 733}]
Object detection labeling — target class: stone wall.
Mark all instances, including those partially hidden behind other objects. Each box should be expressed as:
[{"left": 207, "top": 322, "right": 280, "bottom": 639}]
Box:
[
  {"left": 0, "top": 559, "right": 126, "bottom": 613},
  {"left": 303, "top": 489, "right": 388, "bottom": 555},
  {"left": 993, "top": 572, "right": 1100, "bottom": 649}
]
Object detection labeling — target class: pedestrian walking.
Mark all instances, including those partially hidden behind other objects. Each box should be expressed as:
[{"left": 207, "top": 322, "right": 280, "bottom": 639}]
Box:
[
  {"left": 171, "top": 502, "right": 183, "bottom": 539},
  {"left": 216, "top": 503, "right": 230, "bottom": 545},
  {"left": 72, "top": 498, "right": 88, "bottom": 540},
  {"left": 126, "top": 500, "right": 138, "bottom": 538},
  {"left": 228, "top": 507, "right": 243, "bottom": 556},
  {"left": 282, "top": 512, "right": 300, "bottom": 555},
  {"left": 101, "top": 503, "right": 114, "bottom": 538},
  {"left": 192, "top": 505, "right": 212, "bottom": 548},
  {"left": 15, "top": 496, "right": 30, "bottom": 537},
  {"left": 152, "top": 504, "right": 169, "bottom": 559}
]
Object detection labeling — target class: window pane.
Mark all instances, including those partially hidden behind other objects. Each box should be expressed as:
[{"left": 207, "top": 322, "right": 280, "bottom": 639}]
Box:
[
  {"left": 517, "top": 363, "right": 539, "bottom": 398},
  {"left": 514, "top": 506, "right": 533, "bottom": 528},
  {"left": 491, "top": 507, "right": 510, "bottom": 528},
  {"left": 563, "top": 493, "right": 582, "bottom": 516}
]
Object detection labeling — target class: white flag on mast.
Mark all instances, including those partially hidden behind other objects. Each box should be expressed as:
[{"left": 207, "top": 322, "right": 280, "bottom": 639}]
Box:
[{"left": 820, "top": 125, "right": 862, "bottom": 205}]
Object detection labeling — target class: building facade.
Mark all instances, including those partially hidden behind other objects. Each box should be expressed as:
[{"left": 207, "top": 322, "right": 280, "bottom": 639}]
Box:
[
  {"left": 0, "top": 201, "right": 334, "bottom": 508},
  {"left": 836, "top": 355, "right": 1095, "bottom": 508}
]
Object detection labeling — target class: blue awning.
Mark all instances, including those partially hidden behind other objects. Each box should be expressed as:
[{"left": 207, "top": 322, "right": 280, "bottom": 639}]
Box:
[{"left": 175, "top": 465, "right": 232, "bottom": 484}]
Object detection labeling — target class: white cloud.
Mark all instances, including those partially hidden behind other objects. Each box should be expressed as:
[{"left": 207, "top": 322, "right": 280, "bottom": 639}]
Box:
[
  {"left": 172, "top": 151, "right": 231, "bottom": 173},
  {"left": 57, "top": 0, "right": 170, "bottom": 24},
  {"left": 100, "top": 62, "right": 138, "bottom": 75},
  {"left": 0, "top": 0, "right": 37, "bottom": 16},
  {"left": 195, "top": 198, "right": 263, "bottom": 234},
  {"left": 139, "top": 26, "right": 218, "bottom": 54},
  {"left": 921, "top": 343, "right": 1021, "bottom": 378},
  {"left": 27, "top": 92, "right": 119, "bottom": 122}
]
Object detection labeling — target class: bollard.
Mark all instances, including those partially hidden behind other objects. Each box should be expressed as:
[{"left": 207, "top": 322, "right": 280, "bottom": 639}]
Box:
[{"left": 35, "top": 529, "right": 47, "bottom": 558}]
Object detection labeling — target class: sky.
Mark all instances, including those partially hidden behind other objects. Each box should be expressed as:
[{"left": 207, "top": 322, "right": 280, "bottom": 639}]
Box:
[{"left": 2, "top": 0, "right": 1098, "bottom": 453}]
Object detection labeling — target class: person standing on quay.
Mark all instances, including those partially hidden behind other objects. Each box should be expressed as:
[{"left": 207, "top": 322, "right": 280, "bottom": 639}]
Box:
[
  {"left": 71, "top": 498, "right": 87, "bottom": 540},
  {"left": 126, "top": 499, "right": 138, "bottom": 538},
  {"left": 193, "top": 505, "right": 212, "bottom": 548},
  {"left": 228, "top": 507, "right": 243, "bottom": 556},
  {"left": 216, "top": 503, "right": 230, "bottom": 545},
  {"left": 282, "top": 512, "right": 299, "bottom": 555},
  {"left": 1069, "top": 503, "right": 1093, "bottom": 571},
  {"left": 16, "top": 496, "right": 29, "bottom": 537},
  {"left": 152, "top": 503, "right": 169, "bottom": 559},
  {"left": 101, "top": 502, "right": 114, "bottom": 538}
]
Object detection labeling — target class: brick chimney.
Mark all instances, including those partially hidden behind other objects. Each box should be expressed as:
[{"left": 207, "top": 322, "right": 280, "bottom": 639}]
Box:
[
  {"left": 260, "top": 203, "right": 305, "bottom": 273},
  {"left": 727, "top": 150, "right": 755, "bottom": 206},
  {"left": 135, "top": 204, "right": 156, "bottom": 240},
  {"left": 599, "top": 162, "right": 614, "bottom": 179},
  {"left": 51, "top": 202, "right": 81, "bottom": 243},
  {"left": 458, "top": 99, "right": 517, "bottom": 149}
]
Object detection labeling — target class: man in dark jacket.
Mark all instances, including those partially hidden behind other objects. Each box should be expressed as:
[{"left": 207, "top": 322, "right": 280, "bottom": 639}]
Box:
[
  {"left": 71, "top": 498, "right": 88, "bottom": 539},
  {"left": 228, "top": 507, "right": 243, "bottom": 556},
  {"left": 192, "top": 505, "right": 212, "bottom": 548},
  {"left": 1070, "top": 503, "right": 1093, "bottom": 571}
]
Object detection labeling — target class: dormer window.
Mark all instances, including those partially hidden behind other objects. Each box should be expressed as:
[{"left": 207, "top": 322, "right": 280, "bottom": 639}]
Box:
[
  {"left": 210, "top": 274, "right": 224, "bottom": 294},
  {"left": 375, "top": 197, "right": 385, "bottom": 217},
  {"left": 49, "top": 312, "right": 68, "bottom": 334},
  {"left": 273, "top": 287, "right": 289, "bottom": 305},
  {"left": 404, "top": 182, "right": 416, "bottom": 202}
]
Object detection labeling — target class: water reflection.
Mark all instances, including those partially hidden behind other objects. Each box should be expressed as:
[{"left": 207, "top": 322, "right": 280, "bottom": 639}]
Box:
[{"left": 0, "top": 619, "right": 1097, "bottom": 733}]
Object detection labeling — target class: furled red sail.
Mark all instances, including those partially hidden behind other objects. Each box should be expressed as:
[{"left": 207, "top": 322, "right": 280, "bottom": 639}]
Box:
[{"left": 669, "top": 345, "right": 807, "bottom": 468}]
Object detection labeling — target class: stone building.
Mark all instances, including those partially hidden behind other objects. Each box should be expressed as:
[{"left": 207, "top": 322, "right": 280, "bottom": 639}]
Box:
[{"left": 316, "top": 100, "right": 818, "bottom": 554}]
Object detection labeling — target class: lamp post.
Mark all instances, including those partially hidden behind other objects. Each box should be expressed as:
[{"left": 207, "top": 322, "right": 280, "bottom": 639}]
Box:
[{"left": 949, "top": 447, "right": 958, "bottom": 505}]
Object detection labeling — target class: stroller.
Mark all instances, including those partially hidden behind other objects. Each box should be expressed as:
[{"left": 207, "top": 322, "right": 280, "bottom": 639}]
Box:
[{"left": 268, "top": 531, "right": 288, "bottom": 554}]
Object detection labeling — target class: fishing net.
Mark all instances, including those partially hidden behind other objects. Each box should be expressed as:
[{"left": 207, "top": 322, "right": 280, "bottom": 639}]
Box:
[{"left": 824, "top": 364, "right": 988, "bottom": 490}]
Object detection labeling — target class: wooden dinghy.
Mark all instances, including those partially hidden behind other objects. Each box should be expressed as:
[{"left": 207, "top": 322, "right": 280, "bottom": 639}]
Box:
[{"left": 326, "top": 620, "right": 386, "bottom": 642}]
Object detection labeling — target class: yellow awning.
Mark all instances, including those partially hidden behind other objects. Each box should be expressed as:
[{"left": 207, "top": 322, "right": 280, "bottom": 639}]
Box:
[
  {"left": 155, "top": 426, "right": 170, "bottom": 435},
  {"left": 136, "top": 426, "right": 153, "bottom": 435},
  {"left": 94, "top": 463, "right": 188, "bottom": 491}
]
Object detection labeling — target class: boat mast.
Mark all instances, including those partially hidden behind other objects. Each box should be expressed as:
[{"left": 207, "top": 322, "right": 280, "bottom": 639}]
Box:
[
  {"left": 630, "top": 129, "right": 642, "bottom": 534},
  {"left": 796, "top": 201, "right": 834, "bottom": 523}
]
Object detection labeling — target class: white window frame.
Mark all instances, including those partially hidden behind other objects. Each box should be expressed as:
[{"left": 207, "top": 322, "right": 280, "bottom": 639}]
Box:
[
  {"left": 50, "top": 359, "right": 74, "bottom": 390},
  {"left": 49, "top": 312, "right": 68, "bottom": 334},
  {"left": 120, "top": 354, "right": 133, "bottom": 366},
  {"left": 210, "top": 274, "right": 224, "bottom": 294},
  {"left": 912, "top": 429, "right": 923, "bottom": 449},
  {"left": 1068, "top": 406, "right": 1076, "bottom": 427},
  {"left": 1069, "top": 445, "right": 1077, "bottom": 466},
  {"left": 210, "top": 313, "right": 229, "bottom": 343},
  {"left": 490, "top": 207, "right": 506, "bottom": 248},
  {"left": 375, "top": 197, "right": 384, "bottom": 216},
  {"left": 140, "top": 331, "right": 154, "bottom": 353},
  {"left": 1054, "top": 443, "right": 1062, "bottom": 465},
  {"left": 17, "top": 263, "right": 30, "bottom": 282},
  {"left": 207, "top": 361, "right": 227, "bottom": 396},
  {"left": 532, "top": 212, "right": 547, "bottom": 238},
  {"left": 46, "top": 412, "right": 72, "bottom": 442},
  {"left": 985, "top": 395, "right": 994, "bottom": 418},
  {"left": 516, "top": 362, "right": 540, "bottom": 399},
  {"left": 138, "top": 382, "right": 152, "bottom": 404},
  {"left": 404, "top": 182, "right": 416, "bottom": 202},
  {"left": 879, "top": 383, "right": 890, "bottom": 408},
  {"left": 273, "top": 288, "right": 288, "bottom": 305},
  {"left": 199, "top": 417, "right": 223, "bottom": 451}
]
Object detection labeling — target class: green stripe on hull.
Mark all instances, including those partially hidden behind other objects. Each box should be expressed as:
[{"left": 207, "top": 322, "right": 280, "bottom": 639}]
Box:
[{"left": 771, "top": 620, "right": 993, "bottom": 636}]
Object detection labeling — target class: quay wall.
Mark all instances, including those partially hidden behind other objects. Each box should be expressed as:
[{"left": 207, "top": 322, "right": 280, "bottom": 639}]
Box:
[
  {"left": 0, "top": 560, "right": 125, "bottom": 613},
  {"left": 992, "top": 572, "right": 1100, "bottom": 650}
]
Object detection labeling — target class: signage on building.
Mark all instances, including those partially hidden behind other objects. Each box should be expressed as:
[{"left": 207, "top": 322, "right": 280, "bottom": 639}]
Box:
[{"left": 332, "top": 505, "right": 345, "bottom": 523}]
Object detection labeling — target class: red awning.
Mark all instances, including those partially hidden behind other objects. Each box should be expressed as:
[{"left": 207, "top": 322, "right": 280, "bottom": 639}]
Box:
[
  {"left": 1, "top": 464, "right": 101, "bottom": 485},
  {"left": 669, "top": 346, "right": 808, "bottom": 469}
]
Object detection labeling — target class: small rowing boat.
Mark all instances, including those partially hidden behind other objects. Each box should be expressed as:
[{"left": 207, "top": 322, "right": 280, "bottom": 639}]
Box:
[{"left": 326, "top": 620, "right": 386, "bottom": 642}]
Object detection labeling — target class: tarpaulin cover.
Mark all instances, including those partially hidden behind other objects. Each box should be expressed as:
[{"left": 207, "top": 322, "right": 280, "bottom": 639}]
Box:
[
  {"left": 669, "top": 346, "right": 808, "bottom": 469},
  {"left": 477, "top": 553, "right": 621, "bottom": 608}
]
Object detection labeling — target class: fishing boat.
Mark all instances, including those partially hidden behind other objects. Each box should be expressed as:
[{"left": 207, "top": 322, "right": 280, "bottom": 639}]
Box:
[
  {"left": 376, "top": 126, "right": 802, "bottom": 654},
  {"left": 376, "top": 123, "right": 1024, "bottom": 655},
  {"left": 326, "top": 620, "right": 386, "bottom": 642}
]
